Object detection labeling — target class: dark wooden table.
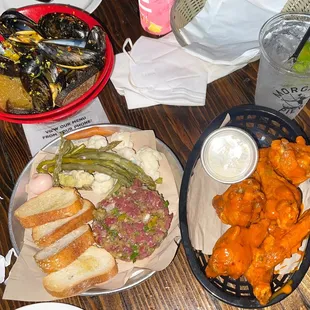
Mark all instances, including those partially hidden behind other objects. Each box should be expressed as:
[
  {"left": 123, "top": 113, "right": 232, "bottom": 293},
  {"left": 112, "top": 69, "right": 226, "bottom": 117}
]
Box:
[{"left": 1, "top": 1, "right": 310, "bottom": 309}]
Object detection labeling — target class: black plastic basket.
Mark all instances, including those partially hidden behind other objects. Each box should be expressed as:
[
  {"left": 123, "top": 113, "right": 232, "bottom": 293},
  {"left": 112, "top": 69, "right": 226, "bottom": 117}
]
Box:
[{"left": 179, "top": 104, "right": 310, "bottom": 308}]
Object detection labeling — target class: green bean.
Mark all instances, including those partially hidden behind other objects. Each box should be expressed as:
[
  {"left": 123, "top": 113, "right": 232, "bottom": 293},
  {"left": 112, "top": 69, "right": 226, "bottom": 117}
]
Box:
[
  {"left": 36, "top": 159, "right": 56, "bottom": 173},
  {"left": 64, "top": 144, "right": 87, "bottom": 157},
  {"left": 61, "top": 158, "right": 133, "bottom": 181},
  {"left": 61, "top": 163, "right": 132, "bottom": 187},
  {"left": 108, "top": 180, "right": 122, "bottom": 197},
  {"left": 101, "top": 141, "right": 122, "bottom": 151},
  {"left": 74, "top": 141, "right": 122, "bottom": 154},
  {"left": 36, "top": 144, "right": 88, "bottom": 172},
  {"left": 73, "top": 152, "right": 156, "bottom": 190},
  {"left": 53, "top": 136, "right": 73, "bottom": 185}
]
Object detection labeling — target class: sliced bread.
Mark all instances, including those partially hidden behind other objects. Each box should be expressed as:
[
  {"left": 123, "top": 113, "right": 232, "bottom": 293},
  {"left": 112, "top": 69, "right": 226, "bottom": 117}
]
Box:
[
  {"left": 32, "top": 199, "right": 94, "bottom": 248},
  {"left": 15, "top": 187, "right": 82, "bottom": 228},
  {"left": 43, "top": 246, "right": 118, "bottom": 298},
  {"left": 35, "top": 224, "right": 94, "bottom": 273}
]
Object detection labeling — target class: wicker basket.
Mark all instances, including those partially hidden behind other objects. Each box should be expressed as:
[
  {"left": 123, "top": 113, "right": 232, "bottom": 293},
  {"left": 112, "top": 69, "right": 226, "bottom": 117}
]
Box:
[
  {"left": 170, "top": 0, "right": 206, "bottom": 46},
  {"left": 282, "top": 0, "right": 310, "bottom": 12},
  {"left": 171, "top": 0, "right": 310, "bottom": 47}
]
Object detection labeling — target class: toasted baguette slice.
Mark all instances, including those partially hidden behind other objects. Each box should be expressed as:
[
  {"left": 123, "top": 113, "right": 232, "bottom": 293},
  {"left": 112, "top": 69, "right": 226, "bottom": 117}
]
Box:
[
  {"left": 43, "top": 246, "right": 118, "bottom": 298},
  {"left": 35, "top": 224, "right": 94, "bottom": 273},
  {"left": 32, "top": 199, "right": 94, "bottom": 248},
  {"left": 14, "top": 187, "right": 82, "bottom": 228}
]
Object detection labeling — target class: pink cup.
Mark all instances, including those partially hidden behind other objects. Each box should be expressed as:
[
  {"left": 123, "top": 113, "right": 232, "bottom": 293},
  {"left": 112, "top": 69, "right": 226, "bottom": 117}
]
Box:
[{"left": 139, "top": 0, "right": 175, "bottom": 35}]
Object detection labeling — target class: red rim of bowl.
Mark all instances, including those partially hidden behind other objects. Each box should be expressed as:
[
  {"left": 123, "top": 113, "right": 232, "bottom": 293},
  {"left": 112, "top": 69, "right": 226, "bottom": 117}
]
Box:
[
  {"left": 0, "top": 4, "right": 114, "bottom": 120},
  {"left": 0, "top": 56, "right": 114, "bottom": 124}
]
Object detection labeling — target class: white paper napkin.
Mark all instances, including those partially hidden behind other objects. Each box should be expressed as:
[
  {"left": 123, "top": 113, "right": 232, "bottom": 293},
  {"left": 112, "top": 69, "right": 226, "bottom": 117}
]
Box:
[
  {"left": 111, "top": 34, "right": 250, "bottom": 110},
  {"left": 0, "top": 248, "right": 17, "bottom": 284},
  {"left": 180, "top": 0, "right": 286, "bottom": 64}
]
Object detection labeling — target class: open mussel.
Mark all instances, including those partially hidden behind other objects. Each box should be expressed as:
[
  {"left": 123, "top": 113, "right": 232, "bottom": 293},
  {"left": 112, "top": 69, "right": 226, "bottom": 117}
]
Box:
[
  {"left": 39, "top": 25, "right": 107, "bottom": 69},
  {"left": 85, "top": 26, "right": 106, "bottom": 54},
  {"left": 44, "top": 63, "right": 67, "bottom": 103},
  {"left": 19, "top": 51, "right": 45, "bottom": 78},
  {"left": 45, "top": 62, "right": 66, "bottom": 84},
  {"left": 37, "top": 42, "right": 101, "bottom": 69},
  {"left": 0, "top": 10, "right": 44, "bottom": 42},
  {"left": 21, "top": 73, "right": 53, "bottom": 112},
  {"left": 38, "top": 13, "right": 89, "bottom": 39}
]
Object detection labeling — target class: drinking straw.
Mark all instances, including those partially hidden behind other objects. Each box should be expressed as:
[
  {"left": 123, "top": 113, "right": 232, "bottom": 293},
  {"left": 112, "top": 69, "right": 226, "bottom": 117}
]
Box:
[{"left": 289, "top": 25, "right": 310, "bottom": 62}]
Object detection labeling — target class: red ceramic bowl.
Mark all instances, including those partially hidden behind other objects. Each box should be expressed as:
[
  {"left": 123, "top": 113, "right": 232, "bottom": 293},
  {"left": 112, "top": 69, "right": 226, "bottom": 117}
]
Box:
[
  {"left": 0, "top": 58, "right": 114, "bottom": 124},
  {"left": 0, "top": 4, "right": 114, "bottom": 122}
]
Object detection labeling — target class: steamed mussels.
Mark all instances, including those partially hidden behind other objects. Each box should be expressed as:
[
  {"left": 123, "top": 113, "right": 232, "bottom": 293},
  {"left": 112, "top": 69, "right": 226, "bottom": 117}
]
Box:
[{"left": 0, "top": 11, "right": 107, "bottom": 115}]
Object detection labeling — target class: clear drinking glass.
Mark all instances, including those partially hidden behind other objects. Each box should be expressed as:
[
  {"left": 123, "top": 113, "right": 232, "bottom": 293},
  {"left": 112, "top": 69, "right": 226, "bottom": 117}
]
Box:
[{"left": 255, "top": 13, "right": 310, "bottom": 119}]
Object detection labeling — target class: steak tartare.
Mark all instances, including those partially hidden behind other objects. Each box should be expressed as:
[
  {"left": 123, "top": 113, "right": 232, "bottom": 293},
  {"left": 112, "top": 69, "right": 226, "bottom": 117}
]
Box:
[{"left": 92, "top": 180, "right": 173, "bottom": 261}]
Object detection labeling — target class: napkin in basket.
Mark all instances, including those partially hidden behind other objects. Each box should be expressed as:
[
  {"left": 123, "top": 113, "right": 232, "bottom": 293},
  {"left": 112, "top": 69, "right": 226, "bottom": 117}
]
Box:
[{"left": 111, "top": 33, "right": 255, "bottom": 109}]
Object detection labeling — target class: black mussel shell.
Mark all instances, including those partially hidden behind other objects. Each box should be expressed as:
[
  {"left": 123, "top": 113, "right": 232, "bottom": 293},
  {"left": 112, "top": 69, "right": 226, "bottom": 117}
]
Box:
[
  {"left": 64, "top": 69, "right": 79, "bottom": 86},
  {"left": 0, "top": 21, "right": 12, "bottom": 37},
  {"left": 0, "top": 10, "right": 43, "bottom": 37},
  {"left": 85, "top": 26, "right": 106, "bottom": 55},
  {"left": 55, "top": 66, "right": 99, "bottom": 107},
  {"left": 21, "top": 73, "right": 53, "bottom": 112},
  {"left": 19, "top": 51, "right": 45, "bottom": 78},
  {"left": 38, "top": 13, "right": 89, "bottom": 39},
  {"left": 0, "top": 55, "right": 20, "bottom": 77},
  {"left": 44, "top": 62, "right": 66, "bottom": 85},
  {"left": 0, "top": 10, "right": 37, "bottom": 25},
  {"left": 2, "top": 38, "right": 37, "bottom": 56},
  {"left": 37, "top": 42, "right": 100, "bottom": 68}
]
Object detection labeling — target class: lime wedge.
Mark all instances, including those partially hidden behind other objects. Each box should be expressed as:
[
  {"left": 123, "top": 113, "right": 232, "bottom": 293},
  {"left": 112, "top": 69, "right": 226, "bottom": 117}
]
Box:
[{"left": 293, "top": 41, "right": 310, "bottom": 73}]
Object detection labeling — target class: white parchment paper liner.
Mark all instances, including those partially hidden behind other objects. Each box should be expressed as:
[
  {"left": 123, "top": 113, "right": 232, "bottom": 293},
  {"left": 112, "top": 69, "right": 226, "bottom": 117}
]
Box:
[
  {"left": 4, "top": 130, "right": 181, "bottom": 301},
  {"left": 187, "top": 120, "right": 310, "bottom": 274}
]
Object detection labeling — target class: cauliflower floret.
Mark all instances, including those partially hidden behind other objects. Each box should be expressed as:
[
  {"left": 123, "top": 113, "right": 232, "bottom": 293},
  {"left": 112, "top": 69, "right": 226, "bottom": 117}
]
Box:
[
  {"left": 110, "top": 132, "right": 133, "bottom": 150},
  {"left": 59, "top": 170, "right": 94, "bottom": 188},
  {"left": 116, "top": 147, "right": 136, "bottom": 161},
  {"left": 91, "top": 172, "right": 116, "bottom": 194},
  {"left": 87, "top": 135, "right": 108, "bottom": 149},
  {"left": 136, "top": 147, "right": 162, "bottom": 180}
]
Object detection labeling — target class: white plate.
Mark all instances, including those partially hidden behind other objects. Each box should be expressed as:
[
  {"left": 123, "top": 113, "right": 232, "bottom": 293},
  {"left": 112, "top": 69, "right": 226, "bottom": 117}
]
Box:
[
  {"left": 17, "top": 303, "right": 82, "bottom": 310},
  {"left": 0, "top": 0, "right": 102, "bottom": 14}
]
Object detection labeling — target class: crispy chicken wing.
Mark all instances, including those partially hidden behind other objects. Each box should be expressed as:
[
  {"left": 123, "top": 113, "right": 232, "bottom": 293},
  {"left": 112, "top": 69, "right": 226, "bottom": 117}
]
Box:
[
  {"left": 212, "top": 178, "right": 266, "bottom": 227},
  {"left": 245, "top": 209, "right": 310, "bottom": 305},
  {"left": 205, "top": 220, "right": 270, "bottom": 279},
  {"left": 253, "top": 148, "right": 302, "bottom": 230},
  {"left": 269, "top": 136, "right": 310, "bottom": 185}
]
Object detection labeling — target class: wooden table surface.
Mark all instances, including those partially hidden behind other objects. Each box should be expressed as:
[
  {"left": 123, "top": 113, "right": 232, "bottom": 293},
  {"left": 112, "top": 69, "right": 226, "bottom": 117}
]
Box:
[{"left": 1, "top": 1, "right": 310, "bottom": 309}]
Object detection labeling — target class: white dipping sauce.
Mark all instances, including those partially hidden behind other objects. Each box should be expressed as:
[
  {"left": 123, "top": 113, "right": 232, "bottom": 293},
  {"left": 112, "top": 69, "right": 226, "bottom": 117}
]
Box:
[{"left": 201, "top": 127, "right": 258, "bottom": 183}]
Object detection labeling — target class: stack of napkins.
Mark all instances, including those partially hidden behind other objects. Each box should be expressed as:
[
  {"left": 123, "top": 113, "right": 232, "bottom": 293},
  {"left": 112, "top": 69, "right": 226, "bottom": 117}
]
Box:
[
  {"left": 111, "top": 33, "right": 255, "bottom": 110},
  {"left": 111, "top": 34, "right": 208, "bottom": 109}
]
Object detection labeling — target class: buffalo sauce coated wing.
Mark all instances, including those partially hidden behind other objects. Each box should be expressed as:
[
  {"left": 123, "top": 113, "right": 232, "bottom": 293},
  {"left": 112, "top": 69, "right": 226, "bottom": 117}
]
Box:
[
  {"left": 205, "top": 219, "right": 270, "bottom": 279},
  {"left": 253, "top": 148, "right": 302, "bottom": 230},
  {"left": 212, "top": 178, "right": 266, "bottom": 227},
  {"left": 245, "top": 209, "right": 310, "bottom": 305},
  {"left": 269, "top": 136, "right": 310, "bottom": 185}
]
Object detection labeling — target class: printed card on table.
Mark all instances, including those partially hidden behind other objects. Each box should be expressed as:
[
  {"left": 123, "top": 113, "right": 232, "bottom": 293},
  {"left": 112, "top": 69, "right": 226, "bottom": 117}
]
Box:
[{"left": 23, "top": 98, "right": 110, "bottom": 156}]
